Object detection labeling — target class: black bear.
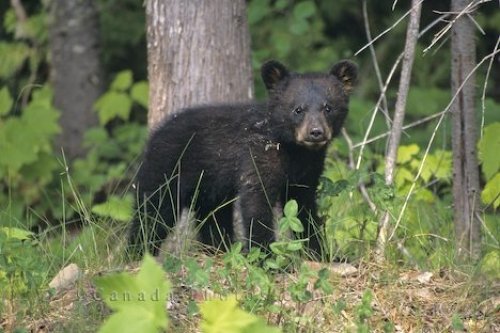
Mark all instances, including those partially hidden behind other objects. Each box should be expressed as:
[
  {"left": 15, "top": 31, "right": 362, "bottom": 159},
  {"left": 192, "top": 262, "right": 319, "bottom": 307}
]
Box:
[{"left": 128, "top": 59, "right": 358, "bottom": 259}]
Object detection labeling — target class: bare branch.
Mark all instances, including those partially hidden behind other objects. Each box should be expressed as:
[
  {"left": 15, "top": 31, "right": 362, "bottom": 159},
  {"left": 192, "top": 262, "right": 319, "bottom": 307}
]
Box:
[
  {"left": 423, "top": 0, "right": 492, "bottom": 53},
  {"left": 342, "top": 128, "right": 377, "bottom": 213},
  {"left": 480, "top": 36, "right": 499, "bottom": 137},
  {"left": 376, "top": 0, "right": 422, "bottom": 262},
  {"left": 362, "top": 0, "right": 391, "bottom": 129},
  {"left": 355, "top": 0, "right": 424, "bottom": 56},
  {"left": 10, "top": 0, "right": 27, "bottom": 22}
]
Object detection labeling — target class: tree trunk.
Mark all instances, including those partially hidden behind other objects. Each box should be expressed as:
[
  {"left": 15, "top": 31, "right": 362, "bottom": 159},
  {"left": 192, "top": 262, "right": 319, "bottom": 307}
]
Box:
[
  {"left": 375, "top": 0, "right": 422, "bottom": 263},
  {"left": 49, "top": 0, "right": 103, "bottom": 160},
  {"left": 145, "top": 0, "right": 253, "bottom": 128},
  {"left": 450, "top": 0, "right": 481, "bottom": 260}
]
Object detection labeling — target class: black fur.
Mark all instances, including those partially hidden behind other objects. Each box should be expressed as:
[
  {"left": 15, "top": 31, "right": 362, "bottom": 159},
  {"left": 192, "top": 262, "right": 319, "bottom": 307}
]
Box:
[{"left": 128, "top": 60, "right": 358, "bottom": 258}]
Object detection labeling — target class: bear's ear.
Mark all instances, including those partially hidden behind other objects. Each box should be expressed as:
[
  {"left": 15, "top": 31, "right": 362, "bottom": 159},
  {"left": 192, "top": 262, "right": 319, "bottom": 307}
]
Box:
[
  {"left": 261, "top": 60, "right": 289, "bottom": 90},
  {"left": 330, "top": 60, "right": 358, "bottom": 95}
]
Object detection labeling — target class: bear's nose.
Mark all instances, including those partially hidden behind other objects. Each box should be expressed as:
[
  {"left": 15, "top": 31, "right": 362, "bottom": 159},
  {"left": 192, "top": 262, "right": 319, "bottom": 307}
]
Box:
[{"left": 310, "top": 127, "right": 324, "bottom": 140}]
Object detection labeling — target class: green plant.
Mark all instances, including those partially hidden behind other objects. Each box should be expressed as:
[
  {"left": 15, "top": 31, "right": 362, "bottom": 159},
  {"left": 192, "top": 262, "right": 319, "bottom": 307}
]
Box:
[
  {"left": 200, "top": 296, "right": 281, "bottom": 333},
  {"left": 0, "top": 227, "right": 48, "bottom": 315},
  {"left": 354, "top": 289, "right": 374, "bottom": 333},
  {"left": 0, "top": 85, "right": 60, "bottom": 229},
  {"left": 95, "top": 254, "right": 170, "bottom": 333}
]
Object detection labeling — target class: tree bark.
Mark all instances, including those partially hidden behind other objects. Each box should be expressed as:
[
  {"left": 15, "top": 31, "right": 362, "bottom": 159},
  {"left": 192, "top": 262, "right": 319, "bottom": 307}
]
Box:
[
  {"left": 450, "top": 0, "right": 481, "bottom": 260},
  {"left": 145, "top": 0, "right": 253, "bottom": 128},
  {"left": 49, "top": 0, "right": 103, "bottom": 159},
  {"left": 375, "top": 0, "right": 422, "bottom": 262}
]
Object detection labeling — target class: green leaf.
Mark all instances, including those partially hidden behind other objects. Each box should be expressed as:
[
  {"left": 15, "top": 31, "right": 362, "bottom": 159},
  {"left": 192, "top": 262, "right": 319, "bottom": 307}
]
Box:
[
  {"left": 131, "top": 81, "right": 149, "bottom": 108},
  {"left": 481, "top": 173, "right": 500, "bottom": 209},
  {"left": 397, "top": 144, "right": 420, "bottom": 164},
  {"left": 293, "top": 1, "right": 316, "bottom": 20},
  {"left": 394, "top": 167, "right": 413, "bottom": 188},
  {"left": 274, "top": 0, "right": 288, "bottom": 10},
  {"left": 289, "top": 19, "right": 309, "bottom": 35},
  {"left": 478, "top": 122, "right": 500, "bottom": 180},
  {"left": 283, "top": 200, "right": 298, "bottom": 218},
  {"left": 91, "top": 195, "right": 133, "bottom": 222},
  {"left": 98, "top": 307, "right": 157, "bottom": 333},
  {"left": 479, "top": 250, "right": 500, "bottom": 279},
  {"left": 418, "top": 150, "right": 452, "bottom": 182},
  {"left": 111, "top": 70, "right": 133, "bottom": 91},
  {"left": 286, "top": 239, "right": 304, "bottom": 251},
  {"left": 200, "top": 295, "right": 280, "bottom": 333},
  {"left": 96, "top": 254, "right": 170, "bottom": 333},
  {"left": 248, "top": 0, "right": 270, "bottom": 25},
  {"left": 201, "top": 296, "right": 257, "bottom": 333},
  {"left": 288, "top": 217, "right": 304, "bottom": 233},
  {"left": 0, "top": 86, "right": 13, "bottom": 116},
  {"left": 0, "top": 227, "right": 33, "bottom": 240},
  {"left": 0, "top": 42, "right": 29, "bottom": 79},
  {"left": 94, "top": 91, "right": 132, "bottom": 125}
]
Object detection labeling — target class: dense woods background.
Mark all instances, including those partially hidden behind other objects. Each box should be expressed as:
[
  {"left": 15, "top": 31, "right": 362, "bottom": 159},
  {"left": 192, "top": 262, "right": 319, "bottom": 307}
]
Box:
[{"left": 0, "top": 0, "right": 499, "bottom": 332}]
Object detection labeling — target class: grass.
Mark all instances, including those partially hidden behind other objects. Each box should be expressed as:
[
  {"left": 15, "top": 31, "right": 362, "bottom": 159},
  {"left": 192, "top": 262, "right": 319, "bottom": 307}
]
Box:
[{"left": 1, "top": 217, "right": 498, "bottom": 332}]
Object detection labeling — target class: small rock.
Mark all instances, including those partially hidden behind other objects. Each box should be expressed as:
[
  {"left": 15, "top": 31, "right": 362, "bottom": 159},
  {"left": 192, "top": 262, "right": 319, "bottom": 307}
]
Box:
[{"left": 49, "top": 263, "right": 81, "bottom": 293}]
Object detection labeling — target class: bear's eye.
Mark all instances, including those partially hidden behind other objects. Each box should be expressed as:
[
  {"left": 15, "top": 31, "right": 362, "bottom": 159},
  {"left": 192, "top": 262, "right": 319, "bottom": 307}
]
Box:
[
  {"left": 324, "top": 104, "right": 333, "bottom": 113},
  {"left": 293, "top": 107, "right": 304, "bottom": 115}
]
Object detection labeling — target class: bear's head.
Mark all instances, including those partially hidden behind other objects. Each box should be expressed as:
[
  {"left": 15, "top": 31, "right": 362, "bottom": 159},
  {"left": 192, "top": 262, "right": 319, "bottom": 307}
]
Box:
[{"left": 261, "top": 60, "right": 358, "bottom": 149}]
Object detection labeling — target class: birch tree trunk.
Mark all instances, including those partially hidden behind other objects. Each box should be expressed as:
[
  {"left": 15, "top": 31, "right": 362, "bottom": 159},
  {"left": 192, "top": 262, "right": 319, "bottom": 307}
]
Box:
[
  {"left": 450, "top": 0, "right": 481, "bottom": 260},
  {"left": 375, "top": 0, "right": 422, "bottom": 262},
  {"left": 49, "top": 0, "right": 103, "bottom": 159},
  {"left": 145, "top": 0, "right": 253, "bottom": 129}
]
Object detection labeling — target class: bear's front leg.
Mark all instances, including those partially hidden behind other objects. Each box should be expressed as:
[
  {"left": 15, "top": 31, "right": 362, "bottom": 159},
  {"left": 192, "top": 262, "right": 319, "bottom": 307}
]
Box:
[{"left": 239, "top": 184, "right": 281, "bottom": 254}]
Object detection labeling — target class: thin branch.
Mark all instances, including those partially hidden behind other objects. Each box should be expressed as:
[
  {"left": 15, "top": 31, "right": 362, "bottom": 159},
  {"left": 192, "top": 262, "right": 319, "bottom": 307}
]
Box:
[
  {"left": 376, "top": 0, "right": 422, "bottom": 262},
  {"left": 423, "top": 0, "right": 492, "bottom": 53},
  {"left": 10, "top": 0, "right": 27, "bottom": 22},
  {"left": 480, "top": 36, "right": 500, "bottom": 137},
  {"left": 362, "top": 0, "right": 391, "bottom": 129},
  {"left": 355, "top": 0, "right": 424, "bottom": 56},
  {"left": 352, "top": 110, "right": 447, "bottom": 148},
  {"left": 342, "top": 128, "right": 377, "bottom": 213}
]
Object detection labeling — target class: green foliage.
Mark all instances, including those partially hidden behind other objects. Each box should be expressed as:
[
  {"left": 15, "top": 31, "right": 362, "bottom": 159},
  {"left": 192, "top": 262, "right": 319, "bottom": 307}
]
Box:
[
  {"left": 478, "top": 122, "right": 500, "bottom": 210},
  {"left": 0, "top": 85, "right": 60, "bottom": 228},
  {"left": 200, "top": 296, "right": 281, "bottom": 333},
  {"left": 94, "top": 70, "right": 148, "bottom": 125},
  {"left": 478, "top": 122, "right": 500, "bottom": 181},
  {"left": 0, "top": 227, "right": 47, "bottom": 312},
  {"left": 248, "top": 0, "right": 338, "bottom": 98},
  {"left": 266, "top": 200, "right": 306, "bottom": 270},
  {"left": 479, "top": 250, "right": 500, "bottom": 279},
  {"left": 91, "top": 194, "right": 134, "bottom": 222},
  {"left": 96, "top": 254, "right": 170, "bottom": 333},
  {"left": 0, "top": 86, "right": 14, "bottom": 116},
  {"left": 354, "top": 289, "right": 374, "bottom": 332}
]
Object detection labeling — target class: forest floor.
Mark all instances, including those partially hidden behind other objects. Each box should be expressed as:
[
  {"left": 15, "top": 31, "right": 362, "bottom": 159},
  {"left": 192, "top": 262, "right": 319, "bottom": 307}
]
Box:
[{"left": 4, "top": 253, "right": 499, "bottom": 333}]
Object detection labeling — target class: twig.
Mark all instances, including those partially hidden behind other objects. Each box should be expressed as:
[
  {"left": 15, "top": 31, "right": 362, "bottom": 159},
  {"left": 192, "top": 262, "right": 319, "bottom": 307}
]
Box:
[
  {"left": 480, "top": 36, "right": 499, "bottom": 138},
  {"left": 423, "top": 0, "right": 491, "bottom": 53},
  {"left": 376, "top": 0, "right": 422, "bottom": 262},
  {"left": 355, "top": 0, "right": 424, "bottom": 56},
  {"left": 352, "top": 110, "right": 447, "bottom": 148},
  {"left": 362, "top": 0, "right": 391, "bottom": 129},
  {"left": 342, "top": 128, "right": 377, "bottom": 213}
]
